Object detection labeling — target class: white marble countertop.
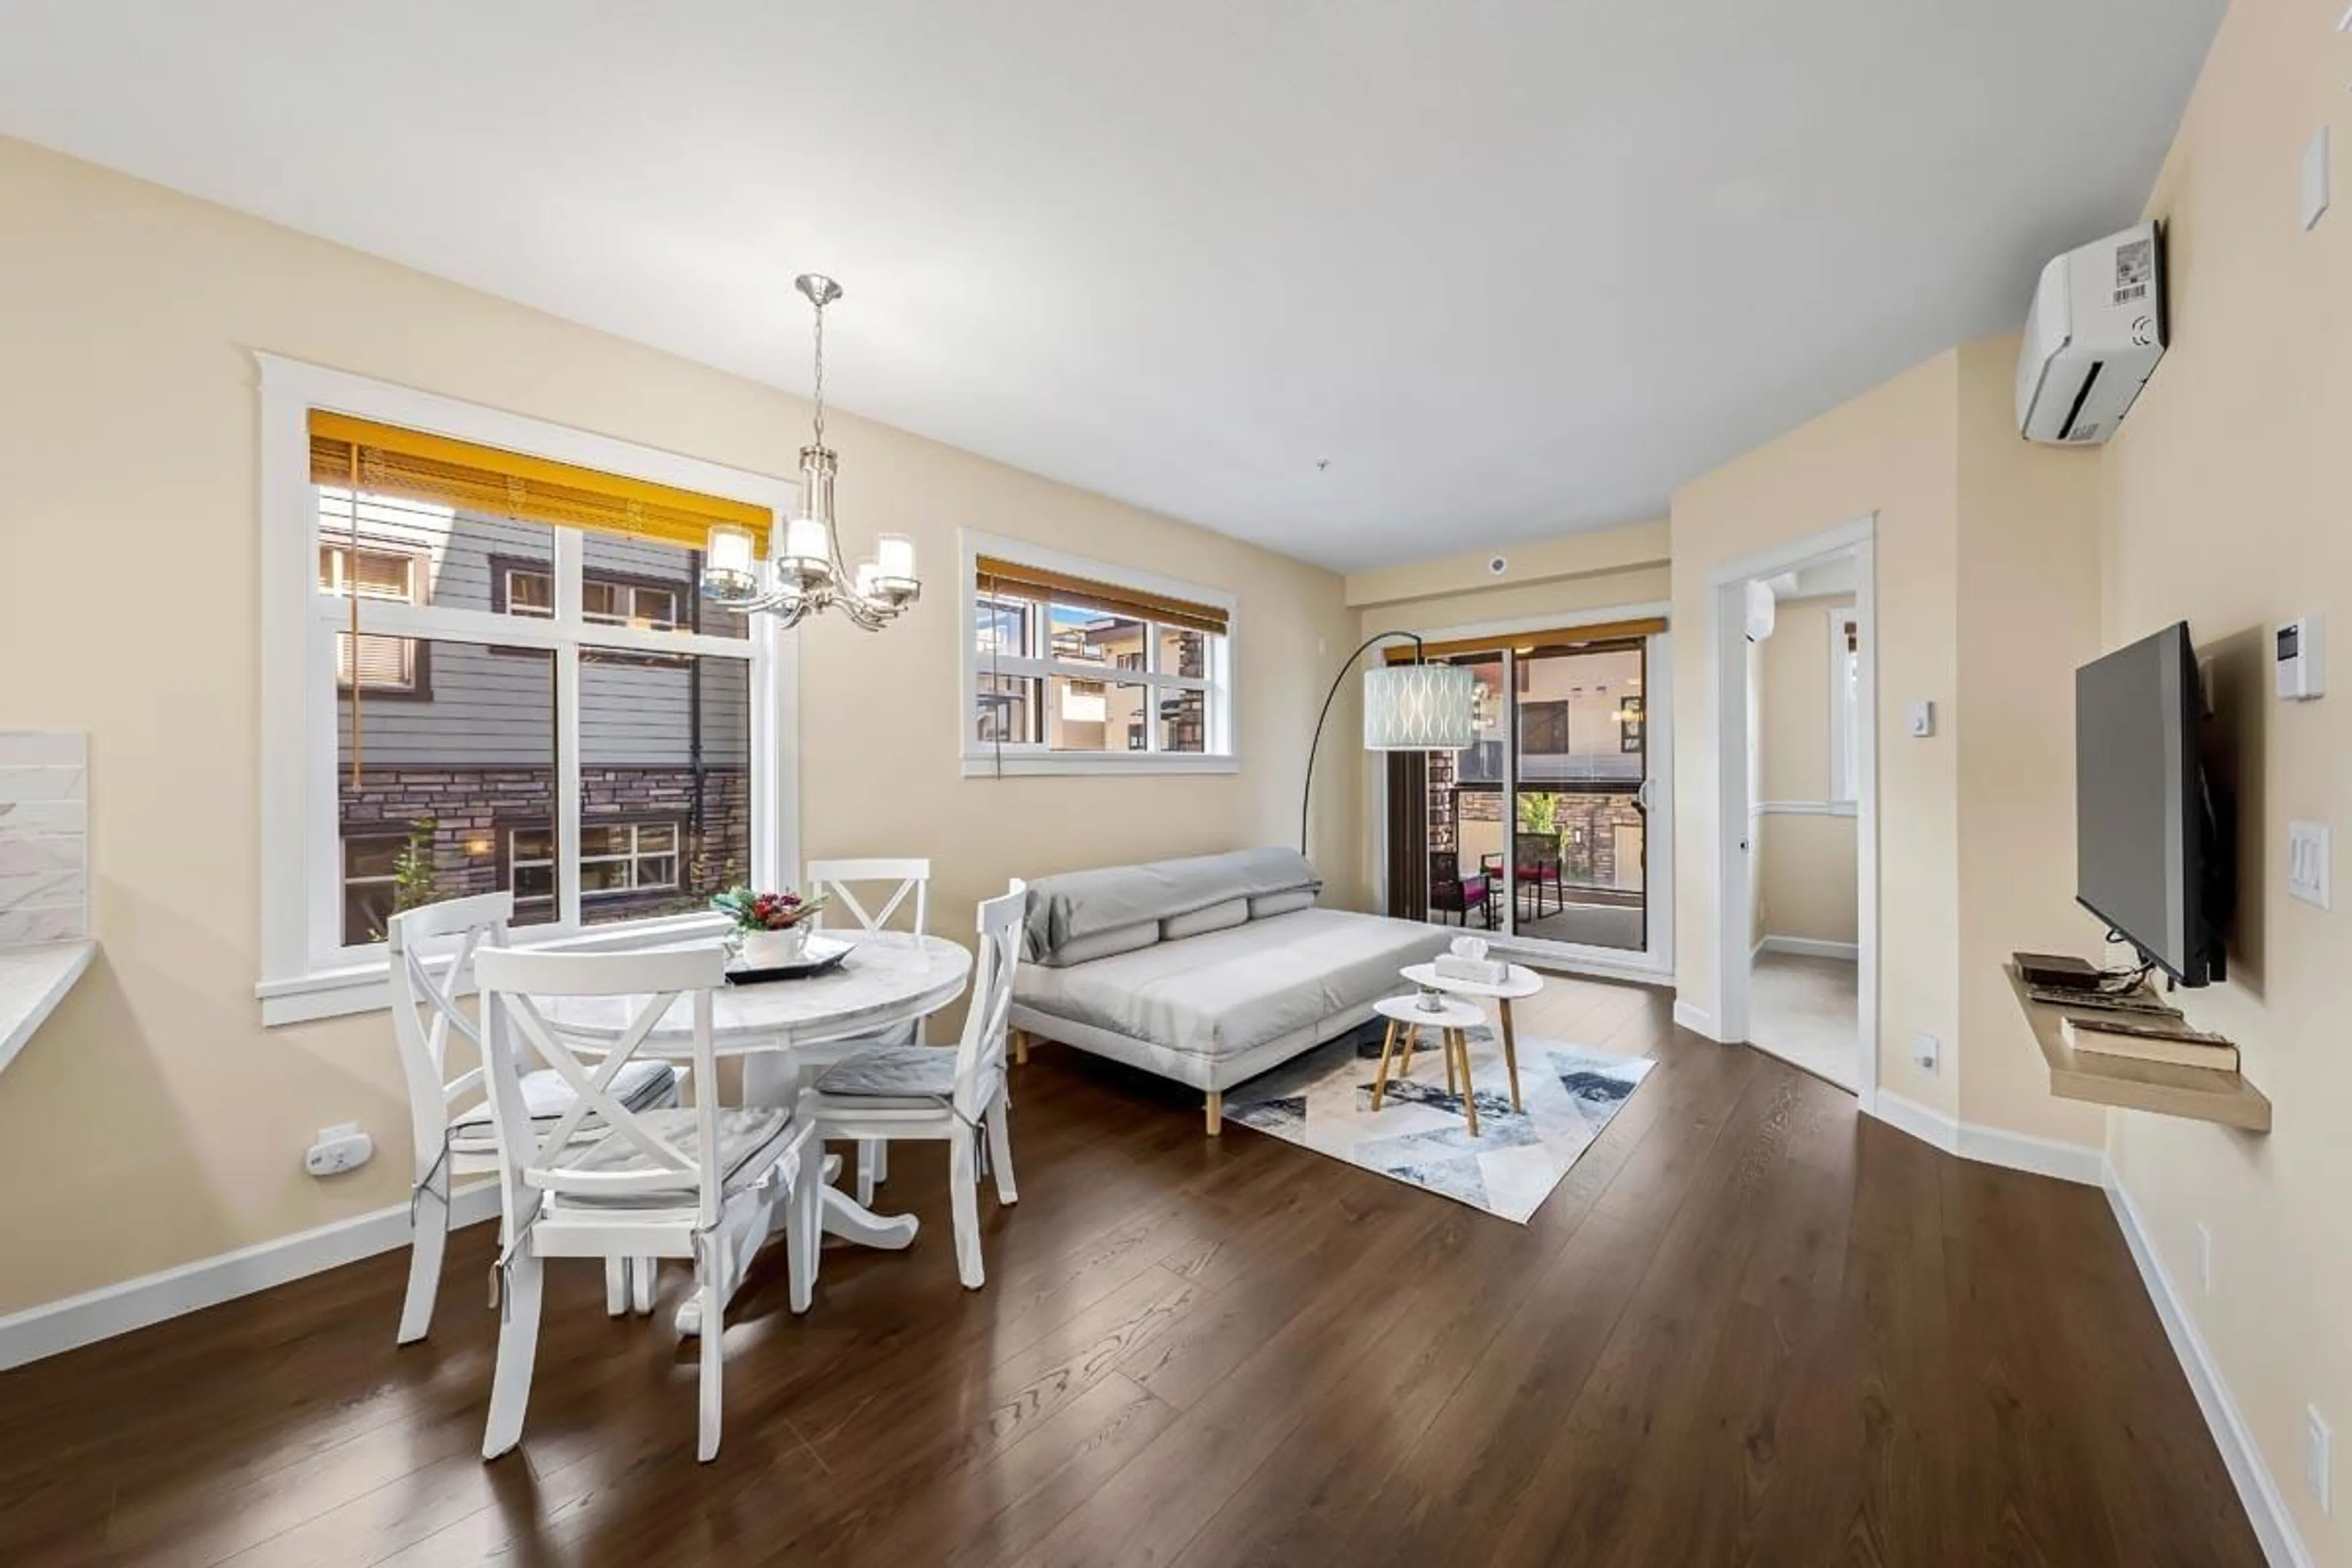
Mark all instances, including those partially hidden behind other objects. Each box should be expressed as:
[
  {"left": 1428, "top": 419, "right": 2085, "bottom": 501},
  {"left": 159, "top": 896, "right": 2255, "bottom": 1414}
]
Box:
[{"left": 0, "top": 940, "right": 97, "bottom": 1077}]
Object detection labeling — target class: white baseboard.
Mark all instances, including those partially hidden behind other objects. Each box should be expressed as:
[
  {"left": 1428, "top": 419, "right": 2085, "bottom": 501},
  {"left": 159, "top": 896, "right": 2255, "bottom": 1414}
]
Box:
[
  {"left": 1671, "top": 998, "right": 1721, "bottom": 1039},
  {"left": 2104, "top": 1165, "right": 2312, "bottom": 1568},
  {"left": 0, "top": 1182, "right": 500, "bottom": 1371},
  {"left": 1867, "top": 1091, "right": 2104, "bottom": 1187},
  {"left": 1756, "top": 934, "right": 1859, "bottom": 962}
]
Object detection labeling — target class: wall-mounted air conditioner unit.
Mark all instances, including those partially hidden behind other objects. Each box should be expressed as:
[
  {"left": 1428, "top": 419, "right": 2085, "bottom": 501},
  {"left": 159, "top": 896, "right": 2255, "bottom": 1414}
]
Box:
[{"left": 2016, "top": 221, "right": 2166, "bottom": 446}]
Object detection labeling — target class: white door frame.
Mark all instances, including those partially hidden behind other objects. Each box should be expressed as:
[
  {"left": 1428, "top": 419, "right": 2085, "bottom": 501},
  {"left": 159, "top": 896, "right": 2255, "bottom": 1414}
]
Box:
[
  {"left": 1706, "top": 516, "right": 1878, "bottom": 1109},
  {"left": 1366, "top": 601, "right": 1675, "bottom": 984}
]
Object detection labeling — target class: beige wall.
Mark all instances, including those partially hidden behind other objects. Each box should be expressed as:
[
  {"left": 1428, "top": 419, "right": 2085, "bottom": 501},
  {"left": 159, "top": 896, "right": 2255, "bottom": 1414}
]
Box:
[
  {"left": 1755, "top": 593, "right": 1852, "bottom": 802},
  {"left": 1670, "top": 351, "right": 1961, "bottom": 1117},
  {"left": 1752, "top": 593, "right": 1859, "bottom": 949},
  {"left": 1952, "top": 337, "right": 2107, "bottom": 1147},
  {"left": 2096, "top": 1, "right": 2352, "bottom": 1557},
  {"left": 1344, "top": 519, "right": 1670, "bottom": 608},
  {"left": 0, "top": 140, "right": 1357, "bottom": 1316}
]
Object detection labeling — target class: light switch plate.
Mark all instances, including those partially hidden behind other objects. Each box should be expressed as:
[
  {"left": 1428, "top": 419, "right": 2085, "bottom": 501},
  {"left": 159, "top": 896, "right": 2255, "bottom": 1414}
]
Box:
[
  {"left": 2289, "top": 822, "right": 2331, "bottom": 910},
  {"left": 2304, "top": 127, "right": 2331, "bottom": 232},
  {"left": 1907, "top": 700, "right": 1936, "bottom": 738}
]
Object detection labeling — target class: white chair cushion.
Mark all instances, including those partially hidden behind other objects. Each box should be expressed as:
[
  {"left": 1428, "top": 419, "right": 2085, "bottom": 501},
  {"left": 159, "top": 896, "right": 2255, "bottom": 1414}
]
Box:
[
  {"left": 448, "top": 1060, "right": 676, "bottom": 1156},
  {"left": 813, "top": 1044, "right": 958, "bottom": 1099},
  {"left": 528, "top": 1106, "right": 794, "bottom": 1208}
]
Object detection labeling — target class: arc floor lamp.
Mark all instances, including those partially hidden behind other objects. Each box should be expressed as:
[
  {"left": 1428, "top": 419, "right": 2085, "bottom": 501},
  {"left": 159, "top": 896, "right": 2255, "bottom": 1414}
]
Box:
[{"left": 1300, "top": 634, "right": 1480, "bottom": 855}]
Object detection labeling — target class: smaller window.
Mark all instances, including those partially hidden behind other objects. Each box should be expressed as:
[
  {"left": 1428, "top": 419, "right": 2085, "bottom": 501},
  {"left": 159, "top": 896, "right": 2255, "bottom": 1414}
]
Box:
[
  {"left": 963, "top": 538, "right": 1234, "bottom": 774},
  {"left": 320, "top": 545, "right": 421, "bottom": 692},
  {"left": 509, "top": 826, "right": 558, "bottom": 918},
  {"left": 1828, "top": 608, "right": 1862, "bottom": 802},
  {"left": 505, "top": 567, "right": 554, "bottom": 619},
  {"left": 341, "top": 832, "right": 408, "bottom": 947},
  {"left": 583, "top": 579, "right": 680, "bottom": 631}
]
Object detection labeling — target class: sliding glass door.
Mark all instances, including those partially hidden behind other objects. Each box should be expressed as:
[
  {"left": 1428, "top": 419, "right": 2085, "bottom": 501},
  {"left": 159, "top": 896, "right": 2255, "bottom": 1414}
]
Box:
[
  {"left": 1510, "top": 642, "right": 1648, "bottom": 952},
  {"left": 1389, "top": 627, "right": 1669, "bottom": 973}
]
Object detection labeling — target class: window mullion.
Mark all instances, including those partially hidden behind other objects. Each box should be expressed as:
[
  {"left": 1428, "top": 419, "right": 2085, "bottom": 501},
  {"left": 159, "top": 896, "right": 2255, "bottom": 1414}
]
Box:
[{"left": 555, "top": 527, "right": 584, "bottom": 930}]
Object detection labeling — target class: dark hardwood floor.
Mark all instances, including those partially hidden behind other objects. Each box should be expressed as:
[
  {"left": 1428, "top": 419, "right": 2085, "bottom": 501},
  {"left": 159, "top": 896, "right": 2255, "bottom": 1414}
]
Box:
[{"left": 0, "top": 977, "right": 2262, "bottom": 1567}]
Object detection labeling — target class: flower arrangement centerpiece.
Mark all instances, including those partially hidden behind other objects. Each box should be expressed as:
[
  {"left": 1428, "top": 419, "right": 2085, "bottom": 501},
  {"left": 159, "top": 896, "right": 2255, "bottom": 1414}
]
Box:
[{"left": 712, "top": 884, "right": 830, "bottom": 968}]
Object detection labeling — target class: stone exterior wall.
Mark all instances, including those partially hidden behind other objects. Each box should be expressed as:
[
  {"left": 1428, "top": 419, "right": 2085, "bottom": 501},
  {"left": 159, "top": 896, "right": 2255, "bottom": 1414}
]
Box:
[{"left": 337, "top": 764, "right": 748, "bottom": 943}]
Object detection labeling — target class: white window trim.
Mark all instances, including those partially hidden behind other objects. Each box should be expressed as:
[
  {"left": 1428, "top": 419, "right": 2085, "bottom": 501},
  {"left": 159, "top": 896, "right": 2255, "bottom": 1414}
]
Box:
[
  {"left": 256, "top": 353, "right": 800, "bottom": 1027},
  {"left": 957, "top": 529, "right": 1239, "bottom": 777}
]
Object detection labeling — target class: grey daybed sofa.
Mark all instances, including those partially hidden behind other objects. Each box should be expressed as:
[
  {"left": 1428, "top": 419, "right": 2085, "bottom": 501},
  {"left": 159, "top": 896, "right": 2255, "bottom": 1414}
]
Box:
[{"left": 1009, "top": 847, "right": 1449, "bottom": 1133}]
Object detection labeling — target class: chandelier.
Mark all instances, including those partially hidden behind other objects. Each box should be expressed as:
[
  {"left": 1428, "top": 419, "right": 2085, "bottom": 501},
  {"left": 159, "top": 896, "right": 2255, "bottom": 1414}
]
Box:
[{"left": 700, "top": 274, "right": 921, "bottom": 629}]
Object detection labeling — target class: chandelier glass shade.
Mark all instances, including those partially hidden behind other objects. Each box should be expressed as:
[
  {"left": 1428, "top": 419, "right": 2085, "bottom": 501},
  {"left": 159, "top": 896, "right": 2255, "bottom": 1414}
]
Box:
[{"left": 700, "top": 274, "right": 921, "bottom": 630}]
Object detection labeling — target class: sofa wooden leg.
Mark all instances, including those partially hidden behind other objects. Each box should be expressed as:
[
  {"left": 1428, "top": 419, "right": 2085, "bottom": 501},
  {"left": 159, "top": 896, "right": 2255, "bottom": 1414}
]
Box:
[
  {"left": 1012, "top": 1028, "right": 1029, "bottom": 1067},
  {"left": 1205, "top": 1090, "right": 1223, "bottom": 1136}
]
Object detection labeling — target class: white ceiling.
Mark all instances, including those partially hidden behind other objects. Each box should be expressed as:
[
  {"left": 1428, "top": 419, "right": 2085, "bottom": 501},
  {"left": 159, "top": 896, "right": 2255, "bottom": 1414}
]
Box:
[{"left": 0, "top": 1, "right": 2222, "bottom": 571}]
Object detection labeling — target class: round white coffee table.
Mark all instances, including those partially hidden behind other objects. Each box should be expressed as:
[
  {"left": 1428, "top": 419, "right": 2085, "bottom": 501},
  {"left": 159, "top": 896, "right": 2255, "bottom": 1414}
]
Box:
[
  {"left": 1370, "top": 993, "right": 1490, "bottom": 1136},
  {"left": 1399, "top": 961, "right": 1544, "bottom": 1113}
]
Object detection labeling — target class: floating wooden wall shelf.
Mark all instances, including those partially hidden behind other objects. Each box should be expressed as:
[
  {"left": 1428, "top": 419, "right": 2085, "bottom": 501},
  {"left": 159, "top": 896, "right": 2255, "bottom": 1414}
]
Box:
[{"left": 2005, "top": 966, "right": 2270, "bottom": 1133}]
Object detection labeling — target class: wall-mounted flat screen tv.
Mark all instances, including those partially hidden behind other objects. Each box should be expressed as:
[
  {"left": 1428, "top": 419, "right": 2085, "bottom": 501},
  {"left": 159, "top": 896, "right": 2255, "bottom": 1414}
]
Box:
[{"left": 2075, "top": 621, "right": 2227, "bottom": 987}]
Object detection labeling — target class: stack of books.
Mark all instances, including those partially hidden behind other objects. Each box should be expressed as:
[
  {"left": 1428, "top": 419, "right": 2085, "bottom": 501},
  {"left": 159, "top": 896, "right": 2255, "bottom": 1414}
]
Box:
[{"left": 2058, "top": 1012, "right": 2238, "bottom": 1071}]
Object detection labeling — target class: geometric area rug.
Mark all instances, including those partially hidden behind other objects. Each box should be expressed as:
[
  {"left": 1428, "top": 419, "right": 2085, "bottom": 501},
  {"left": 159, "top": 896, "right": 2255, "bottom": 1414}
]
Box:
[{"left": 1223, "top": 1016, "right": 1656, "bottom": 1224}]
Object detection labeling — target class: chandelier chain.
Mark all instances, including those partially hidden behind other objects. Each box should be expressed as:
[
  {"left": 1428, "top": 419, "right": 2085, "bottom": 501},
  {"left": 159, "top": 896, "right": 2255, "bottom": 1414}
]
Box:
[{"left": 810, "top": 295, "right": 826, "bottom": 447}]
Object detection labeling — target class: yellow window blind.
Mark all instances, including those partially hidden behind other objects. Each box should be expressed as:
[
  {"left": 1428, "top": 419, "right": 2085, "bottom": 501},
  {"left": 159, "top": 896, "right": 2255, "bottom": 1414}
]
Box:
[
  {"left": 307, "top": 411, "right": 772, "bottom": 552},
  {"left": 974, "top": 554, "right": 1231, "bottom": 636}
]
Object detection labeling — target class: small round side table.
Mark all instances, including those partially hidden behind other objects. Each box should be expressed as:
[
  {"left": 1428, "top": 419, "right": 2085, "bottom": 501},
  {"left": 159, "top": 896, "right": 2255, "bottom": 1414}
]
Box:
[
  {"left": 1399, "top": 961, "right": 1545, "bottom": 1113},
  {"left": 1370, "top": 993, "right": 1490, "bottom": 1136}
]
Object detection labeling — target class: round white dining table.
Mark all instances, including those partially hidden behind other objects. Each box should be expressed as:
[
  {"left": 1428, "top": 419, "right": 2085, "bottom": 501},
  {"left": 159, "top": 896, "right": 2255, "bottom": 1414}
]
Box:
[{"left": 533, "top": 929, "right": 973, "bottom": 1330}]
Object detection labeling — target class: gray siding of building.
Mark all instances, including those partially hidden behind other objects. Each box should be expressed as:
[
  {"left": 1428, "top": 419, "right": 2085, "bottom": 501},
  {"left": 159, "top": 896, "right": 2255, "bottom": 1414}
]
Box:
[{"left": 326, "top": 493, "right": 752, "bottom": 768}]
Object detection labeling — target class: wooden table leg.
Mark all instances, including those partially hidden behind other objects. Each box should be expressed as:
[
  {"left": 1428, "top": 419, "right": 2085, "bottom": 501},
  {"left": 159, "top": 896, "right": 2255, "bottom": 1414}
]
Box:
[
  {"left": 1498, "top": 997, "right": 1523, "bottom": 1112},
  {"left": 1451, "top": 1030, "right": 1480, "bottom": 1137},
  {"left": 1442, "top": 1025, "right": 1458, "bottom": 1096},
  {"left": 1399, "top": 1023, "right": 1418, "bottom": 1080},
  {"left": 1371, "top": 1019, "right": 1399, "bottom": 1110}
]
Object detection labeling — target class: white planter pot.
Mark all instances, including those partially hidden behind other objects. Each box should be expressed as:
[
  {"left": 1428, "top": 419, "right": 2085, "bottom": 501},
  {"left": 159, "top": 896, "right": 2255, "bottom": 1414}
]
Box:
[{"left": 736, "top": 926, "right": 810, "bottom": 968}]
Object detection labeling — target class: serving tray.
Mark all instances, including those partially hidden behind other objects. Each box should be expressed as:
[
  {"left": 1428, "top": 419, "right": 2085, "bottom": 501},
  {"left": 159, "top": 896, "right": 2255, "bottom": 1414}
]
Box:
[{"left": 725, "top": 936, "right": 852, "bottom": 986}]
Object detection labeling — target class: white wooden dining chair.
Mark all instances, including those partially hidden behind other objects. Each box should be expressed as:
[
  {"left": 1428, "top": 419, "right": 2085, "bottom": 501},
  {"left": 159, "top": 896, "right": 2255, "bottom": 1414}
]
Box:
[
  {"left": 797, "top": 881, "right": 1024, "bottom": 1290},
  {"left": 473, "top": 943, "right": 820, "bottom": 1463},
  {"left": 388, "top": 892, "right": 677, "bottom": 1346},
  {"left": 795, "top": 856, "right": 933, "bottom": 1205}
]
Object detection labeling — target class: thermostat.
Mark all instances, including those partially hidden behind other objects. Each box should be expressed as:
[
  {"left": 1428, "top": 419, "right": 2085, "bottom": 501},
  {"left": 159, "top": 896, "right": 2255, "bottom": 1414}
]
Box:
[{"left": 2277, "top": 616, "right": 2324, "bottom": 701}]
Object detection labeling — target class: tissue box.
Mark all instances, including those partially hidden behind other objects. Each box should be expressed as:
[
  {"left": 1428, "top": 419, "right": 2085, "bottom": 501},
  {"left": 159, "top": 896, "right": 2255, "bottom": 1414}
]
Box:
[{"left": 1434, "top": 954, "right": 1508, "bottom": 986}]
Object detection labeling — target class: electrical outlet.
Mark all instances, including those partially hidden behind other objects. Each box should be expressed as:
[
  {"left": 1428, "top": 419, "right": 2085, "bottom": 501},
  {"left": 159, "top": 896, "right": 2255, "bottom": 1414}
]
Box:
[
  {"left": 2289, "top": 822, "right": 2332, "bottom": 910},
  {"left": 1911, "top": 1033, "right": 1940, "bottom": 1072},
  {"left": 304, "top": 1123, "right": 374, "bottom": 1178},
  {"left": 2308, "top": 1406, "right": 2334, "bottom": 1516},
  {"left": 2195, "top": 1223, "right": 2212, "bottom": 1294}
]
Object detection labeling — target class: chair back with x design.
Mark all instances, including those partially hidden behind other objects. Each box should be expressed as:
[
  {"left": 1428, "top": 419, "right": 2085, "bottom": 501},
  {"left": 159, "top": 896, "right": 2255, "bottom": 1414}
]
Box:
[
  {"left": 387, "top": 892, "right": 514, "bottom": 1177},
  {"left": 474, "top": 944, "right": 729, "bottom": 1234},
  {"left": 948, "top": 882, "right": 1028, "bottom": 1123},
  {"left": 805, "top": 857, "right": 931, "bottom": 940},
  {"left": 807, "top": 856, "right": 932, "bottom": 1042}
]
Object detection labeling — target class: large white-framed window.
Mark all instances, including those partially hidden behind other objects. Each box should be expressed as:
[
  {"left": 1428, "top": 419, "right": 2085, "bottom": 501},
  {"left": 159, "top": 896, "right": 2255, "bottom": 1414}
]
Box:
[
  {"left": 256, "top": 355, "right": 799, "bottom": 1025},
  {"left": 958, "top": 530, "right": 1237, "bottom": 777}
]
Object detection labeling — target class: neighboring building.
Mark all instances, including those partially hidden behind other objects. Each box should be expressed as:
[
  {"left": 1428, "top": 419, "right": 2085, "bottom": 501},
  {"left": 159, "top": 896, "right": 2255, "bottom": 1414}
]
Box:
[{"left": 325, "top": 489, "right": 750, "bottom": 945}]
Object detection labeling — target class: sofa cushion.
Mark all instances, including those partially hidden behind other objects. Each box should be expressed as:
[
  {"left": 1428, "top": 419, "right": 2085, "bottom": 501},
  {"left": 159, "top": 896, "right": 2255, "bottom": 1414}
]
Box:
[
  {"left": 1023, "top": 847, "right": 1321, "bottom": 960},
  {"left": 1163, "top": 898, "right": 1248, "bottom": 940},
  {"left": 1042, "top": 920, "right": 1161, "bottom": 969},
  {"left": 1014, "top": 907, "right": 1449, "bottom": 1063},
  {"left": 1248, "top": 888, "right": 1317, "bottom": 920}
]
